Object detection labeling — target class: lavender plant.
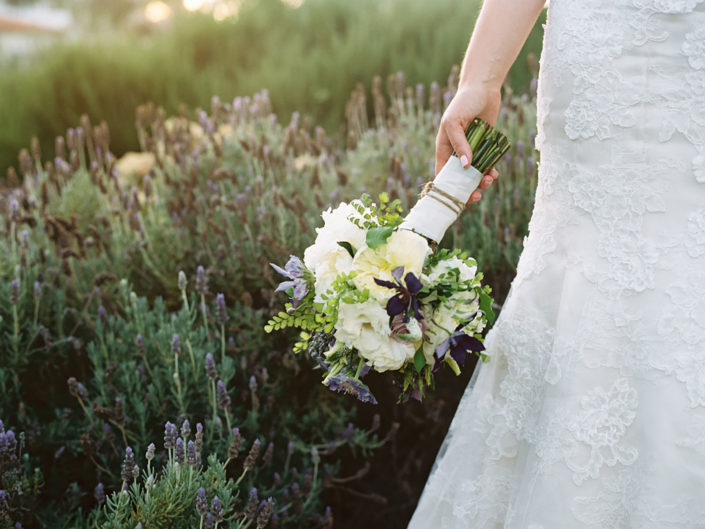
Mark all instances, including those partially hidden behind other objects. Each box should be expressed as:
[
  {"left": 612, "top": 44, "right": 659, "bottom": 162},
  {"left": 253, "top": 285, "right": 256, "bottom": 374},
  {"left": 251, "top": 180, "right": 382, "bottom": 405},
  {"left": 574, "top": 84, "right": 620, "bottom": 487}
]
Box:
[
  {"left": 0, "top": 58, "right": 540, "bottom": 528},
  {"left": 0, "top": 420, "right": 43, "bottom": 529},
  {"left": 65, "top": 274, "right": 392, "bottom": 527}
]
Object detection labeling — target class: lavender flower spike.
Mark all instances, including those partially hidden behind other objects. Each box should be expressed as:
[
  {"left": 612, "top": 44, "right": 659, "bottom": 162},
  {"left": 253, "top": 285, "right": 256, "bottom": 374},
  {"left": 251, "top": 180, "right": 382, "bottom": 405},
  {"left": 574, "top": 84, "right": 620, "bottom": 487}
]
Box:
[
  {"left": 323, "top": 374, "right": 378, "bottom": 405},
  {"left": 196, "top": 487, "right": 208, "bottom": 516}
]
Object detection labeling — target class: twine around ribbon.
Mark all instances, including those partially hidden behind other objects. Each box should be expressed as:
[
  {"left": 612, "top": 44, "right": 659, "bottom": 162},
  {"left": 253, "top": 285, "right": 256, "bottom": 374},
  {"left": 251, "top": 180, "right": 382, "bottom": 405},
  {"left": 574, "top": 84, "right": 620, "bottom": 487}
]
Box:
[{"left": 420, "top": 181, "right": 466, "bottom": 216}]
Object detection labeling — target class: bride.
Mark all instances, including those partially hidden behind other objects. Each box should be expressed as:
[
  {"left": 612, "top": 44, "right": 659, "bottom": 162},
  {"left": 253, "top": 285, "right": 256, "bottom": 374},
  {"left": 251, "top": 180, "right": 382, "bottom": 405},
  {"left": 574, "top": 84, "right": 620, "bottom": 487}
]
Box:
[{"left": 407, "top": 0, "right": 705, "bottom": 527}]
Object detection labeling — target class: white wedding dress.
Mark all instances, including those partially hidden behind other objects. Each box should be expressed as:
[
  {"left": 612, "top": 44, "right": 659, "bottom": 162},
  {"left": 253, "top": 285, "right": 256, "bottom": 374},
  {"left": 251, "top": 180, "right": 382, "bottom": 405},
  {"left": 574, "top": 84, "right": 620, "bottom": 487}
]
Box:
[{"left": 407, "top": 1, "right": 705, "bottom": 527}]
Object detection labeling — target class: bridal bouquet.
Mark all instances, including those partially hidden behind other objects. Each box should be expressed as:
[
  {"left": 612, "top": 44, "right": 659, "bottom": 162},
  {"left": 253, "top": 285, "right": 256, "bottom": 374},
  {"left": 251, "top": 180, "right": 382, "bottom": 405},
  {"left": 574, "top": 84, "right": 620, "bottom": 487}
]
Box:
[{"left": 266, "top": 118, "right": 509, "bottom": 404}]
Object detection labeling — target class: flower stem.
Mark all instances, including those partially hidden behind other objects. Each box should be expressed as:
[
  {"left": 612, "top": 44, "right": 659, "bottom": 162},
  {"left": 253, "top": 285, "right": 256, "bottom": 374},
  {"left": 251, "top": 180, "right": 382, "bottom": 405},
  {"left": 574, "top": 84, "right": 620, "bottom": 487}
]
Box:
[
  {"left": 354, "top": 358, "right": 365, "bottom": 379},
  {"left": 220, "top": 323, "right": 226, "bottom": 365}
]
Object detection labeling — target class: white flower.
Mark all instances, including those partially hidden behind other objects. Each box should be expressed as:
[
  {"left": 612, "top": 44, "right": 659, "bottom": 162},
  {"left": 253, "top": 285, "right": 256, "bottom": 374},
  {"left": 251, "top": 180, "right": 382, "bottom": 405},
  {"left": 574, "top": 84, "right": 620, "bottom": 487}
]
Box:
[
  {"left": 334, "top": 299, "right": 415, "bottom": 372},
  {"left": 425, "top": 256, "right": 477, "bottom": 286},
  {"left": 683, "top": 26, "right": 705, "bottom": 70},
  {"left": 307, "top": 248, "right": 354, "bottom": 299},
  {"left": 351, "top": 230, "right": 430, "bottom": 302},
  {"left": 405, "top": 317, "right": 424, "bottom": 342},
  {"left": 303, "top": 201, "right": 371, "bottom": 296},
  {"left": 421, "top": 295, "right": 482, "bottom": 365},
  {"left": 421, "top": 302, "right": 459, "bottom": 365}
]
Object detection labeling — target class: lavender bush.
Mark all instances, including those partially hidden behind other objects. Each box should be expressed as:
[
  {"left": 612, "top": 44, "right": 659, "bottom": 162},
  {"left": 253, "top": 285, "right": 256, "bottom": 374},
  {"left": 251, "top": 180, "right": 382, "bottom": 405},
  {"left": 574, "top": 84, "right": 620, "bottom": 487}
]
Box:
[{"left": 0, "top": 59, "right": 540, "bottom": 527}]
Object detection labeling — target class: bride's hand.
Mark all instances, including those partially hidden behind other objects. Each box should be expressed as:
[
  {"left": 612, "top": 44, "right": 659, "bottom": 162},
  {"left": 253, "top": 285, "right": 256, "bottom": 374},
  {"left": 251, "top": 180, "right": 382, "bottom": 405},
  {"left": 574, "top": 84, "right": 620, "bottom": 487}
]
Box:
[{"left": 435, "top": 83, "right": 503, "bottom": 205}]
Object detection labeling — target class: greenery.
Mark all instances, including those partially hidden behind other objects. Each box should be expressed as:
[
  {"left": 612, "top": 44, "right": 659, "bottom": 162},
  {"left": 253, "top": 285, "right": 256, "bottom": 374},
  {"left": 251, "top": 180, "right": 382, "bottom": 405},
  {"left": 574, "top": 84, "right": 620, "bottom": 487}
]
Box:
[{"left": 0, "top": 0, "right": 545, "bottom": 175}]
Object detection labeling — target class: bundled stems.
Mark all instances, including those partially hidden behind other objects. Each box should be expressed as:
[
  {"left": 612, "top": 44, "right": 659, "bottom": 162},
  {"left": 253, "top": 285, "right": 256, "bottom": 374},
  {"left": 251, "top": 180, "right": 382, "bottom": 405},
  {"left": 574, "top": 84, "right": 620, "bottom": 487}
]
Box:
[{"left": 464, "top": 117, "right": 511, "bottom": 174}]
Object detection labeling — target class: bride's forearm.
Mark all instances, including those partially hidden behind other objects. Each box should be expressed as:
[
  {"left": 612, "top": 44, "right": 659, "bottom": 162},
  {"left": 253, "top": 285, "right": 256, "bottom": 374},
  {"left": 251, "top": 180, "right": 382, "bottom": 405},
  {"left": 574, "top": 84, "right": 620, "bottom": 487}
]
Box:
[{"left": 459, "top": 0, "right": 546, "bottom": 93}]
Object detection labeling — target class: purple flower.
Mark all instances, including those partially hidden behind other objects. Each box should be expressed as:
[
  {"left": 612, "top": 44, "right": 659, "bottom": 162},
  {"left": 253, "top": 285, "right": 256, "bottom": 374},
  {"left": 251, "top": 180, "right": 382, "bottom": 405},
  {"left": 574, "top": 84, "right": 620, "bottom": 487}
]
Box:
[
  {"left": 215, "top": 293, "right": 229, "bottom": 325},
  {"left": 196, "top": 487, "right": 208, "bottom": 516},
  {"left": 4, "top": 430, "right": 16, "bottom": 453},
  {"left": 196, "top": 265, "right": 208, "bottom": 295},
  {"left": 270, "top": 255, "right": 310, "bottom": 307},
  {"left": 121, "top": 447, "right": 137, "bottom": 482},
  {"left": 146, "top": 443, "right": 155, "bottom": 462},
  {"left": 171, "top": 334, "right": 182, "bottom": 356},
  {"left": 243, "top": 438, "right": 261, "bottom": 471},
  {"left": 216, "top": 380, "right": 231, "bottom": 412},
  {"left": 195, "top": 422, "right": 203, "bottom": 453},
  {"left": 164, "top": 421, "right": 177, "bottom": 450},
  {"left": 205, "top": 353, "right": 217, "bottom": 380},
  {"left": 244, "top": 488, "right": 259, "bottom": 520},
  {"left": 323, "top": 374, "right": 378, "bottom": 405},
  {"left": 175, "top": 437, "right": 185, "bottom": 465},
  {"left": 374, "top": 266, "right": 423, "bottom": 319},
  {"left": 228, "top": 427, "right": 242, "bottom": 459},
  {"left": 187, "top": 440, "right": 197, "bottom": 466},
  {"left": 211, "top": 496, "right": 224, "bottom": 522},
  {"left": 10, "top": 279, "right": 19, "bottom": 305},
  {"left": 94, "top": 482, "right": 105, "bottom": 505},
  {"left": 256, "top": 497, "right": 275, "bottom": 529},
  {"left": 432, "top": 322, "right": 485, "bottom": 374}
]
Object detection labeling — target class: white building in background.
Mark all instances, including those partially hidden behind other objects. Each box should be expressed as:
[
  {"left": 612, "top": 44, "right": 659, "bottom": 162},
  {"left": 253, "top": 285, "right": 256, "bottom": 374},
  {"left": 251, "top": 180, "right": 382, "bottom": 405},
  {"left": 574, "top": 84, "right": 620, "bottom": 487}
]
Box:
[{"left": 0, "top": 2, "right": 73, "bottom": 60}]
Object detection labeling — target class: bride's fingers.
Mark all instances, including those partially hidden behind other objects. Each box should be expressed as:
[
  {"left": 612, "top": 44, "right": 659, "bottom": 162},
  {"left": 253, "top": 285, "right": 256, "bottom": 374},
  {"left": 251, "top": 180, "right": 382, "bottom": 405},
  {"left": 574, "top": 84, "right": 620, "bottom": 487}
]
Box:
[
  {"left": 478, "top": 174, "right": 494, "bottom": 190},
  {"left": 489, "top": 168, "right": 499, "bottom": 180},
  {"left": 467, "top": 190, "right": 483, "bottom": 205}
]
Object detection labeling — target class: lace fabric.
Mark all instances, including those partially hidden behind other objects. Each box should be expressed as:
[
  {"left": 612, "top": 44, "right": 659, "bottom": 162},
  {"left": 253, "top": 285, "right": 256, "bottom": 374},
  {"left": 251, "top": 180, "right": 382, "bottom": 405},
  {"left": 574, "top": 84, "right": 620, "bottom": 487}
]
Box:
[{"left": 406, "top": 1, "right": 705, "bottom": 527}]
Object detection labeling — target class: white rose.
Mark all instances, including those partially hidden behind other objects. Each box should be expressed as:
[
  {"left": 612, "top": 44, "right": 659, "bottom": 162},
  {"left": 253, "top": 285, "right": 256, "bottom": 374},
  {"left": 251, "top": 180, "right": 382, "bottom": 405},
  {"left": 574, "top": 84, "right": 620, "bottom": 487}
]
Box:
[
  {"left": 421, "top": 295, "right": 480, "bottom": 365},
  {"left": 351, "top": 230, "right": 430, "bottom": 302},
  {"left": 334, "top": 299, "right": 415, "bottom": 372},
  {"left": 308, "top": 247, "right": 354, "bottom": 297},
  {"left": 303, "top": 201, "right": 371, "bottom": 297}
]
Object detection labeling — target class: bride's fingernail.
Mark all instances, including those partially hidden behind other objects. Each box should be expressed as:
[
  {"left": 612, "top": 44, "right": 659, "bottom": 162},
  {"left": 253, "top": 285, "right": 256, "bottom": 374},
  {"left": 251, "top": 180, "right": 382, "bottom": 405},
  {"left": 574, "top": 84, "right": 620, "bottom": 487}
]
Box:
[{"left": 460, "top": 155, "right": 469, "bottom": 167}]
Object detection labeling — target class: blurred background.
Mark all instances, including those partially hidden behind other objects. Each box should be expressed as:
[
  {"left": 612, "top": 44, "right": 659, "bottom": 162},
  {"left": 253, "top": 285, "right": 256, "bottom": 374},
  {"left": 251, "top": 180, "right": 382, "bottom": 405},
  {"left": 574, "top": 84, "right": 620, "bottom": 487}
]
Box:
[{"left": 0, "top": 0, "right": 543, "bottom": 175}]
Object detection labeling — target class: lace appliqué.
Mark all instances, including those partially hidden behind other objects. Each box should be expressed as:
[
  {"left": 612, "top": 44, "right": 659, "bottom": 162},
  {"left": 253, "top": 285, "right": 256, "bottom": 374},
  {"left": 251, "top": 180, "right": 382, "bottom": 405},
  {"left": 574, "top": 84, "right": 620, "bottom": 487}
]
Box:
[
  {"left": 477, "top": 311, "right": 556, "bottom": 449},
  {"left": 692, "top": 148, "right": 705, "bottom": 182},
  {"left": 450, "top": 468, "right": 512, "bottom": 525},
  {"left": 682, "top": 25, "right": 705, "bottom": 69},
  {"left": 633, "top": 0, "right": 705, "bottom": 13},
  {"left": 685, "top": 207, "right": 705, "bottom": 257},
  {"left": 566, "top": 378, "right": 639, "bottom": 485}
]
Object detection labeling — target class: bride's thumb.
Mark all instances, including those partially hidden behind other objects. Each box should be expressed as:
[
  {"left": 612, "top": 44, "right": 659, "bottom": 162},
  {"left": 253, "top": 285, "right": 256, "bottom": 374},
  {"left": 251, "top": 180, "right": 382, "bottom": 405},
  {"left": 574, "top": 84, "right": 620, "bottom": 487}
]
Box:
[{"left": 445, "top": 118, "right": 473, "bottom": 169}]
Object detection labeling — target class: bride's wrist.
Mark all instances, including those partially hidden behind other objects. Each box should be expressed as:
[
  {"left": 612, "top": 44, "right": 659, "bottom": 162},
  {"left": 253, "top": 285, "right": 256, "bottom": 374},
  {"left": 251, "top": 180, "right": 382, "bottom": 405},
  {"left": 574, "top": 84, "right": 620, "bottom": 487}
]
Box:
[{"left": 456, "top": 78, "right": 502, "bottom": 100}]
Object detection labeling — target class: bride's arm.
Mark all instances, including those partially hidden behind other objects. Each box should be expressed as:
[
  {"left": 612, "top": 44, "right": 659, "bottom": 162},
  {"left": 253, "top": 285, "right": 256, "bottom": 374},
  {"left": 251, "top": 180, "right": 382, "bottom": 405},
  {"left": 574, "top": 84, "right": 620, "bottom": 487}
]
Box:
[
  {"left": 437, "top": 0, "right": 546, "bottom": 189},
  {"left": 460, "top": 0, "right": 547, "bottom": 94}
]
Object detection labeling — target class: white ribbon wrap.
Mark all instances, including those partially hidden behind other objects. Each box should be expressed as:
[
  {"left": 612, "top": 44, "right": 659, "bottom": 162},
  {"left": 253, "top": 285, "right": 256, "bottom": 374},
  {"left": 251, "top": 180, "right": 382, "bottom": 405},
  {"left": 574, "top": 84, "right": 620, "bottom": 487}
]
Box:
[{"left": 399, "top": 154, "right": 483, "bottom": 243}]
